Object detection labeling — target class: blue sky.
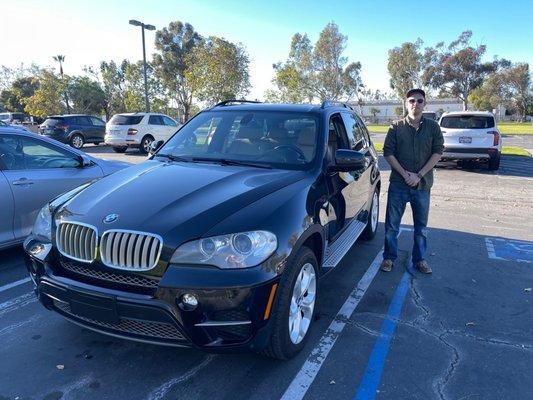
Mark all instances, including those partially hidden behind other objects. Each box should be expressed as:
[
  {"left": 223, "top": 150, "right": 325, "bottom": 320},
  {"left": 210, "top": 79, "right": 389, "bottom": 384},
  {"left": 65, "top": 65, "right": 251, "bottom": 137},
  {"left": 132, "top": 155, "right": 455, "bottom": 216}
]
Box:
[{"left": 1, "top": 0, "right": 532, "bottom": 99}]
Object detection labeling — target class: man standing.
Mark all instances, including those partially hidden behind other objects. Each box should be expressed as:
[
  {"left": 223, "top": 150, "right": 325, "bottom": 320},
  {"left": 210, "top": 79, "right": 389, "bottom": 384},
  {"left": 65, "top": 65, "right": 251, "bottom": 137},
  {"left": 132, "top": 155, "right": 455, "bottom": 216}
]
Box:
[{"left": 380, "top": 89, "right": 444, "bottom": 274}]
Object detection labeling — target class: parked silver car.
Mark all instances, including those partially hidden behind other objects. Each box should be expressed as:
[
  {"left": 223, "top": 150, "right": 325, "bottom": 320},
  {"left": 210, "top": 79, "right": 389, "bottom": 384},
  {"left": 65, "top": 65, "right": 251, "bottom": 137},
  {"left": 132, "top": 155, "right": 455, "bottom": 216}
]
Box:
[{"left": 0, "top": 128, "right": 130, "bottom": 250}]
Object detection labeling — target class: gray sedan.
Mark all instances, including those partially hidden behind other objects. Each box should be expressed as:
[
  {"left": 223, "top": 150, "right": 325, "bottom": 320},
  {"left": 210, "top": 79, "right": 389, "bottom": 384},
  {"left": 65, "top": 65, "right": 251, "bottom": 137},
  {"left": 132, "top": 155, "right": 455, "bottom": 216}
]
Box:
[{"left": 0, "top": 128, "right": 130, "bottom": 250}]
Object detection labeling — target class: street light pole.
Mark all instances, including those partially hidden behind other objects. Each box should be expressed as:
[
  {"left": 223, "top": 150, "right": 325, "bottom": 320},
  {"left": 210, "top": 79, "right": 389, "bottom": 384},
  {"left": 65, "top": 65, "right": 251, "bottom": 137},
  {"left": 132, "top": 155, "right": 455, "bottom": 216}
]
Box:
[{"left": 129, "top": 19, "right": 155, "bottom": 113}]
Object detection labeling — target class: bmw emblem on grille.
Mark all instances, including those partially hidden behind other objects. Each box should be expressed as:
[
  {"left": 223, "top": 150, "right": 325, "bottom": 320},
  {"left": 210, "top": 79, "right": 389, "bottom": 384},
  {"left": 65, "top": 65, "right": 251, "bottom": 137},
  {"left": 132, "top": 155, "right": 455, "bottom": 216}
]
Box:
[{"left": 103, "top": 213, "right": 119, "bottom": 224}]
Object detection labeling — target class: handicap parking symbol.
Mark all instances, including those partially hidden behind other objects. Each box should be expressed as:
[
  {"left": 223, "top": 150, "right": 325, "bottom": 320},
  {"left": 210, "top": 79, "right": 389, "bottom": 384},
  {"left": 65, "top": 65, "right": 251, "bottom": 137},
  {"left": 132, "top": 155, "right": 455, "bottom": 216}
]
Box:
[{"left": 485, "top": 238, "right": 533, "bottom": 263}]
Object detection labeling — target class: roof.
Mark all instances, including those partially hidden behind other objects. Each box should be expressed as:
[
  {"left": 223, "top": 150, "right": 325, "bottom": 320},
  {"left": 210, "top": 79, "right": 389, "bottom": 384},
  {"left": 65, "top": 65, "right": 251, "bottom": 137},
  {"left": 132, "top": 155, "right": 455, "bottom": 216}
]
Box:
[
  {"left": 48, "top": 114, "right": 96, "bottom": 118},
  {"left": 442, "top": 111, "right": 495, "bottom": 117},
  {"left": 209, "top": 102, "right": 335, "bottom": 113}
]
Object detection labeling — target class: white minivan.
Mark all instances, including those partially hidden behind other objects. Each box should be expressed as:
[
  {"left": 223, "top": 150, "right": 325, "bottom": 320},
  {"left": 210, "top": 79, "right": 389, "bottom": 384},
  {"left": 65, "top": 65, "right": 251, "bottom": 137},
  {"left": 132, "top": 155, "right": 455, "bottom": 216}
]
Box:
[
  {"left": 105, "top": 113, "right": 181, "bottom": 154},
  {"left": 438, "top": 111, "right": 502, "bottom": 170}
]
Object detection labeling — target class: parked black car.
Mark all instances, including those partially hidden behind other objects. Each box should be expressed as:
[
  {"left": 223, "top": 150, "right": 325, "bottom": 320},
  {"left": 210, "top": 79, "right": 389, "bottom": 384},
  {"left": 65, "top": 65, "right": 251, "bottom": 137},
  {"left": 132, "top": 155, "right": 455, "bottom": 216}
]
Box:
[
  {"left": 24, "top": 100, "right": 381, "bottom": 359},
  {"left": 39, "top": 115, "right": 106, "bottom": 149}
]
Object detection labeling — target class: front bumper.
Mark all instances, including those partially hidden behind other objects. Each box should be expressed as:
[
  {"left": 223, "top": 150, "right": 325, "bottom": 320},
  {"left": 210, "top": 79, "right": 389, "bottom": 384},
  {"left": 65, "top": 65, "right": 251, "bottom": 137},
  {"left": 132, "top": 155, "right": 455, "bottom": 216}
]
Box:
[
  {"left": 105, "top": 136, "right": 141, "bottom": 147},
  {"left": 24, "top": 237, "right": 280, "bottom": 352},
  {"left": 441, "top": 147, "right": 499, "bottom": 161}
]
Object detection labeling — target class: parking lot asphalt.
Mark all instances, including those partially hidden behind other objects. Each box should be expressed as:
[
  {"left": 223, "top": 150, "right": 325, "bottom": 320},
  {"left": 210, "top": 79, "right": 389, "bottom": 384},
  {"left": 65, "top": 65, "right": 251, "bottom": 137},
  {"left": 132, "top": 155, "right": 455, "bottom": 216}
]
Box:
[{"left": 0, "top": 148, "right": 532, "bottom": 400}]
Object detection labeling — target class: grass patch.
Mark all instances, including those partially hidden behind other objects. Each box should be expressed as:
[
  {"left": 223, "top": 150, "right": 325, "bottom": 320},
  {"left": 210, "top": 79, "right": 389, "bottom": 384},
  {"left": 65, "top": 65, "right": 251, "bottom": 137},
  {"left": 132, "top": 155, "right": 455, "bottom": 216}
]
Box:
[
  {"left": 498, "top": 122, "right": 533, "bottom": 135},
  {"left": 501, "top": 146, "right": 531, "bottom": 157},
  {"left": 366, "top": 124, "right": 389, "bottom": 133},
  {"left": 372, "top": 143, "right": 530, "bottom": 157}
]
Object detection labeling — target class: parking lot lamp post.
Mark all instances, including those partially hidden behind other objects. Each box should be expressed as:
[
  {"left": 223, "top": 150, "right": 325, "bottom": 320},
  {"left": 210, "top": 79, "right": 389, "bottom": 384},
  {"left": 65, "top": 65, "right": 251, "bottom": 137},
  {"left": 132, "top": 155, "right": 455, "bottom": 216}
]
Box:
[{"left": 129, "top": 19, "right": 156, "bottom": 112}]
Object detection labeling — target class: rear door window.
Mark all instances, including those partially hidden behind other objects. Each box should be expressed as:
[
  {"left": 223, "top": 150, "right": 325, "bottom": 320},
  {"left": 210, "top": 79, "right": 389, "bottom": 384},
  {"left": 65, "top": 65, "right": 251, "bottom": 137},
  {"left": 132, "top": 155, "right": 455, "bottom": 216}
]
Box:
[
  {"left": 148, "top": 115, "right": 165, "bottom": 125},
  {"left": 440, "top": 115, "right": 495, "bottom": 129},
  {"left": 76, "top": 116, "right": 92, "bottom": 125}
]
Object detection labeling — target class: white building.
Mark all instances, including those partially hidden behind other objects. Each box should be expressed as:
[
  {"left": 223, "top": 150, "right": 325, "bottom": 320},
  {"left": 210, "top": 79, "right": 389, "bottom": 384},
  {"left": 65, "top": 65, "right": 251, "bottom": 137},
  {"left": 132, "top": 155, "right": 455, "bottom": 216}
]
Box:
[{"left": 352, "top": 98, "right": 464, "bottom": 123}]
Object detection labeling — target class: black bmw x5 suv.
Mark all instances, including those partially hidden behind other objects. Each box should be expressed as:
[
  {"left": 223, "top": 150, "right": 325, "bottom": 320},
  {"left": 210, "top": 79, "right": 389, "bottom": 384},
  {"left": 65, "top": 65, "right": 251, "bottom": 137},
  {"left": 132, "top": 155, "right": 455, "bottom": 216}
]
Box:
[{"left": 24, "top": 100, "right": 381, "bottom": 359}]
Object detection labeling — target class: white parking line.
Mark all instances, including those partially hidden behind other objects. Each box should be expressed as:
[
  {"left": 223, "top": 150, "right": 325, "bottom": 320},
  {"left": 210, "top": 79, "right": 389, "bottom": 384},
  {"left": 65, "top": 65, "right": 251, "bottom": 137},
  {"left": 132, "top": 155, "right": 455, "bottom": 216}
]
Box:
[
  {"left": 147, "top": 355, "right": 215, "bottom": 400},
  {"left": 282, "top": 228, "right": 412, "bottom": 400},
  {"left": 0, "top": 292, "right": 37, "bottom": 317},
  {"left": 0, "top": 277, "right": 31, "bottom": 293}
]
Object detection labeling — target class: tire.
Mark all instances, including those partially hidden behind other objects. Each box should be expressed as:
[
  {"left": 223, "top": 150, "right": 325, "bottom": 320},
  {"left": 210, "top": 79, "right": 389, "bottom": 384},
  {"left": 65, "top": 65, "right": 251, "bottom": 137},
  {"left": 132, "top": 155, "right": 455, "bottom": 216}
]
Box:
[
  {"left": 262, "top": 246, "right": 318, "bottom": 360},
  {"left": 139, "top": 135, "right": 154, "bottom": 154},
  {"left": 361, "top": 187, "right": 379, "bottom": 240},
  {"left": 94, "top": 142, "right": 101, "bottom": 146},
  {"left": 488, "top": 152, "right": 500, "bottom": 171},
  {"left": 112, "top": 147, "right": 127, "bottom": 153},
  {"left": 70, "top": 134, "right": 84, "bottom": 149}
]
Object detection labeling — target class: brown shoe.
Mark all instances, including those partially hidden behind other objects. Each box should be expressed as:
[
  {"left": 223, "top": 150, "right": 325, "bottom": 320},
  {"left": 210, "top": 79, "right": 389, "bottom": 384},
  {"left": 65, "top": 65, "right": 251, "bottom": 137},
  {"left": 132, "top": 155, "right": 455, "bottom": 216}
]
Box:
[
  {"left": 380, "top": 259, "right": 393, "bottom": 272},
  {"left": 416, "top": 260, "right": 432, "bottom": 274}
]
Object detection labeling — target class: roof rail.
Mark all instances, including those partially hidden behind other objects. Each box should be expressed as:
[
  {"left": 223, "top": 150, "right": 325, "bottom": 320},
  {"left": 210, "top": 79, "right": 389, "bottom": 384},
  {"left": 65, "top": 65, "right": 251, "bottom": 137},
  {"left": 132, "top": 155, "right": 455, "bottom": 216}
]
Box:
[
  {"left": 320, "top": 100, "right": 354, "bottom": 111},
  {"left": 213, "top": 99, "right": 262, "bottom": 107}
]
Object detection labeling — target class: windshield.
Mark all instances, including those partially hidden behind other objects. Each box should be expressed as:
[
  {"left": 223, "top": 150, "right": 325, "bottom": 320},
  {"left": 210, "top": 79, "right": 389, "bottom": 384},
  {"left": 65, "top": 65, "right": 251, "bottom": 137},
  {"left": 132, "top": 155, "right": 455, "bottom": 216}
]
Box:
[
  {"left": 109, "top": 114, "right": 144, "bottom": 125},
  {"left": 440, "top": 115, "right": 495, "bottom": 129},
  {"left": 156, "top": 110, "right": 319, "bottom": 170}
]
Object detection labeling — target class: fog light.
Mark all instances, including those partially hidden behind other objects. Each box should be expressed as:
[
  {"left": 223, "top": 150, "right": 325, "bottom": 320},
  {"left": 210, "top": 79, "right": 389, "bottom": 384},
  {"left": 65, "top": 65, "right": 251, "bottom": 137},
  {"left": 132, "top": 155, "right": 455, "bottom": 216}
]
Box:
[
  {"left": 179, "top": 293, "right": 198, "bottom": 311},
  {"left": 30, "top": 244, "right": 44, "bottom": 256}
]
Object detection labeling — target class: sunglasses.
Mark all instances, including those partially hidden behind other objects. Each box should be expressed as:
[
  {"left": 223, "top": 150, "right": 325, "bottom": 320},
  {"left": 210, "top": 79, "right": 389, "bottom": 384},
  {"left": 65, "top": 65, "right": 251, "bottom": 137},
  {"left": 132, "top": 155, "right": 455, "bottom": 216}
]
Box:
[{"left": 408, "top": 98, "right": 424, "bottom": 104}]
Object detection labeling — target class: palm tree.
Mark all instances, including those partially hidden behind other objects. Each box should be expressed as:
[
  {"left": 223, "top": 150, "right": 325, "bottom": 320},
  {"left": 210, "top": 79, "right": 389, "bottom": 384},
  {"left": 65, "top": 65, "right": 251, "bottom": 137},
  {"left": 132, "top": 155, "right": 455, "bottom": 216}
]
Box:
[{"left": 53, "top": 55, "right": 71, "bottom": 113}]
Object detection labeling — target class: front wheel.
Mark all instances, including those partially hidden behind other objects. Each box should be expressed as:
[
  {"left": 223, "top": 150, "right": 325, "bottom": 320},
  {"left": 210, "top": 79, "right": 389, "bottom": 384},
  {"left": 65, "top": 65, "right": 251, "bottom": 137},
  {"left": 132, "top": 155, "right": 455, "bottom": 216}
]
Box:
[
  {"left": 361, "top": 188, "right": 379, "bottom": 240},
  {"left": 262, "top": 246, "right": 318, "bottom": 360}
]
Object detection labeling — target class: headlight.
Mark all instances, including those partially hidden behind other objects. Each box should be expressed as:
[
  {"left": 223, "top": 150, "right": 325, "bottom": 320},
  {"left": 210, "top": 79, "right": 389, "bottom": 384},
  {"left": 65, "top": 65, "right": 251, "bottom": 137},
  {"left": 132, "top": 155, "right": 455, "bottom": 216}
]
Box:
[
  {"left": 170, "top": 231, "right": 277, "bottom": 269},
  {"left": 32, "top": 204, "right": 52, "bottom": 240}
]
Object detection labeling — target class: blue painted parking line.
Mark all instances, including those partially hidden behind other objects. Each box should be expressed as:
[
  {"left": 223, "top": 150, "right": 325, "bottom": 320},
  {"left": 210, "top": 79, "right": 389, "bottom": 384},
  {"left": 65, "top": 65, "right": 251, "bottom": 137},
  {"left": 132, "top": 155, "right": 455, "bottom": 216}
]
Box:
[
  {"left": 354, "top": 270, "right": 411, "bottom": 400},
  {"left": 485, "top": 238, "right": 533, "bottom": 263}
]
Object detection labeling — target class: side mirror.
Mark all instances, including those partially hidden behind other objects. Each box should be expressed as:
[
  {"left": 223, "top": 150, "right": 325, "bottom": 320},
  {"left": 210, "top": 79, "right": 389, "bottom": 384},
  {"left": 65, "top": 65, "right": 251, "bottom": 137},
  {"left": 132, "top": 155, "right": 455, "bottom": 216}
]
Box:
[
  {"left": 328, "top": 149, "right": 368, "bottom": 173},
  {"left": 78, "top": 154, "right": 93, "bottom": 167},
  {"left": 149, "top": 140, "right": 164, "bottom": 155}
]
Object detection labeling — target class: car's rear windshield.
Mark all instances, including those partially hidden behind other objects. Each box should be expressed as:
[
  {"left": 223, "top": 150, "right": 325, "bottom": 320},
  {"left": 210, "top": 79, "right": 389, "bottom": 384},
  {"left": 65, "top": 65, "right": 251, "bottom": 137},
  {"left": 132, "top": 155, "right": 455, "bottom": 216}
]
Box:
[
  {"left": 440, "top": 115, "right": 495, "bottom": 129},
  {"left": 109, "top": 115, "right": 144, "bottom": 125},
  {"left": 157, "top": 110, "right": 320, "bottom": 170},
  {"left": 42, "top": 117, "right": 65, "bottom": 126}
]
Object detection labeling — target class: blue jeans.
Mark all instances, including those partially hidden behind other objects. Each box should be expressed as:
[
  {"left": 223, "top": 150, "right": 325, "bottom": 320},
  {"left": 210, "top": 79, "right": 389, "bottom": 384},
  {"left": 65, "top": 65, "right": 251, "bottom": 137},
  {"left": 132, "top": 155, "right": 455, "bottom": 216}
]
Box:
[{"left": 383, "top": 182, "right": 430, "bottom": 264}]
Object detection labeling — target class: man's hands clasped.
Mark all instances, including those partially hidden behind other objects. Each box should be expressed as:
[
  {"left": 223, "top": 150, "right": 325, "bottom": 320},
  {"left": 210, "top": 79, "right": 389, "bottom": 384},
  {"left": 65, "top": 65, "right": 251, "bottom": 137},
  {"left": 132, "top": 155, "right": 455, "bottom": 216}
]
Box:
[{"left": 403, "top": 171, "right": 421, "bottom": 187}]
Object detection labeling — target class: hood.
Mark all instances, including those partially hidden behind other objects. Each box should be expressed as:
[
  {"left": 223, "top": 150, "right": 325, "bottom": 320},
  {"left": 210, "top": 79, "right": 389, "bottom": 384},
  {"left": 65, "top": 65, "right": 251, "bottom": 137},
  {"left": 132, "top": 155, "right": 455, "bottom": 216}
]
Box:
[
  {"left": 57, "top": 160, "right": 306, "bottom": 246},
  {"left": 94, "top": 158, "right": 133, "bottom": 175}
]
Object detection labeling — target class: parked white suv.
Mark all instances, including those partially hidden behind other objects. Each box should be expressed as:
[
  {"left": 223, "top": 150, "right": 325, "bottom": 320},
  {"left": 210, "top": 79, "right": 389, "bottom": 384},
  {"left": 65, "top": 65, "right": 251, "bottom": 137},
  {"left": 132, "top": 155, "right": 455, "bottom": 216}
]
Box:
[
  {"left": 438, "top": 111, "right": 502, "bottom": 170},
  {"left": 105, "top": 113, "right": 181, "bottom": 154}
]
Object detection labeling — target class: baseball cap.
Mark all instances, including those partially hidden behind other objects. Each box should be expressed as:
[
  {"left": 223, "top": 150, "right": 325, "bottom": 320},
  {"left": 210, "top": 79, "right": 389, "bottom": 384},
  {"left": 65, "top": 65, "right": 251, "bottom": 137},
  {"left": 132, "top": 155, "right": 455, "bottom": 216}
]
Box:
[{"left": 406, "top": 88, "right": 426, "bottom": 98}]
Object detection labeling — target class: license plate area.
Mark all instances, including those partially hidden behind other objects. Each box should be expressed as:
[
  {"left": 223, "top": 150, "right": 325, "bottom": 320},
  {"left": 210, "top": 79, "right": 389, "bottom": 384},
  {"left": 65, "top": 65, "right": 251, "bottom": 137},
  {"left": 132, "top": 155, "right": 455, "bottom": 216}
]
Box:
[
  {"left": 459, "top": 136, "right": 472, "bottom": 144},
  {"left": 69, "top": 290, "right": 119, "bottom": 324}
]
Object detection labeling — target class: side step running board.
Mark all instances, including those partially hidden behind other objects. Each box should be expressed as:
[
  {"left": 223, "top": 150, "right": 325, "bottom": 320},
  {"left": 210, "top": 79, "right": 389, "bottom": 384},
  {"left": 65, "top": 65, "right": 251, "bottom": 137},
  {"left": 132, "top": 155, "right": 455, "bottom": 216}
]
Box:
[{"left": 323, "top": 220, "right": 366, "bottom": 269}]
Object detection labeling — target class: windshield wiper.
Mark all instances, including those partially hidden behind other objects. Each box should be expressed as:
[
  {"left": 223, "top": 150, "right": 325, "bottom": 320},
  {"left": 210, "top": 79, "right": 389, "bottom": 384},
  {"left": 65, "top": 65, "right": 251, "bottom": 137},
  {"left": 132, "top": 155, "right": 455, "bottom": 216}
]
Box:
[
  {"left": 191, "top": 157, "right": 272, "bottom": 169},
  {"left": 155, "top": 153, "right": 192, "bottom": 162}
]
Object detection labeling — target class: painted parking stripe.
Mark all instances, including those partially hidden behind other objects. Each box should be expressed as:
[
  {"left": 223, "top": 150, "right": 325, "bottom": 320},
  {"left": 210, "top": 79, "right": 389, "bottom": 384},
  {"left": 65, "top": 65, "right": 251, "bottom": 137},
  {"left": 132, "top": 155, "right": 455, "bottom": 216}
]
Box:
[
  {"left": 0, "top": 277, "right": 31, "bottom": 293},
  {"left": 281, "top": 250, "right": 384, "bottom": 400},
  {"left": 281, "top": 227, "right": 413, "bottom": 400},
  {"left": 353, "top": 270, "right": 411, "bottom": 400}
]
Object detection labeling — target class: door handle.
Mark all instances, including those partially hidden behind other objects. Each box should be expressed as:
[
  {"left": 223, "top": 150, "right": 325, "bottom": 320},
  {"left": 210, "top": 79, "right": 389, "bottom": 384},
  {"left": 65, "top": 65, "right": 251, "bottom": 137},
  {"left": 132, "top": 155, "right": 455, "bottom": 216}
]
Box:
[{"left": 12, "top": 178, "right": 34, "bottom": 186}]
